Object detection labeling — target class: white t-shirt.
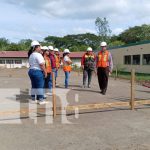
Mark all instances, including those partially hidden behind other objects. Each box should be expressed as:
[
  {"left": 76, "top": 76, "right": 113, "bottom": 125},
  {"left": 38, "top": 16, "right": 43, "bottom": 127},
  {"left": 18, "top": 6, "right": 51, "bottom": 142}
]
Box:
[
  {"left": 63, "top": 55, "right": 71, "bottom": 65},
  {"left": 29, "top": 52, "right": 45, "bottom": 70}
]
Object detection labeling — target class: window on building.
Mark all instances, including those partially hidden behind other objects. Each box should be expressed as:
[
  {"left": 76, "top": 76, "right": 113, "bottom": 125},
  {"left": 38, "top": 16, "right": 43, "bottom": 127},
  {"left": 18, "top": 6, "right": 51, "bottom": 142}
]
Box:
[
  {"left": 0, "top": 60, "right": 5, "bottom": 64},
  {"left": 14, "top": 60, "right": 22, "bottom": 64},
  {"left": 124, "top": 55, "right": 131, "bottom": 65},
  {"left": 6, "top": 60, "right": 14, "bottom": 64},
  {"left": 132, "top": 55, "right": 140, "bottom": 65},
  {"left": 143, "top": 54, "right": 150, "bottom": 65}
]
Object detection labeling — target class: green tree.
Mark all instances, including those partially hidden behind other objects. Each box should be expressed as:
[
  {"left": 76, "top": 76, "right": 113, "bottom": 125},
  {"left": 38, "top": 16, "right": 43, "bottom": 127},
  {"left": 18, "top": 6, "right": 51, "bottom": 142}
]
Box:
[
  {"left": 0, "top": 38, "right": 9, "bottom": 51},
  {"left": 118, "top": 24, "right": 150, "bottom": 44},
  {"left": 95, "top": 17, "right": 112, "bottom": 42}
]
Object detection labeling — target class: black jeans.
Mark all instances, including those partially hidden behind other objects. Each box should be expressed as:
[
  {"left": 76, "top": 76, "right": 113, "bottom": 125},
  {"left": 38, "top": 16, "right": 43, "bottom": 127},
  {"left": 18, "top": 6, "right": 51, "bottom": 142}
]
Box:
[{"left": 97, "top": 67, "right": 109, "bottom": 93}]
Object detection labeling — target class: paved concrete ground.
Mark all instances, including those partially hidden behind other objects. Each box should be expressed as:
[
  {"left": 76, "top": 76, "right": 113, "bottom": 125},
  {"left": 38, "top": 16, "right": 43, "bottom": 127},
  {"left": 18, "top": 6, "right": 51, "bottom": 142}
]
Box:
[{"left": 0, "top": 68, "right": 150, "bottom": 150}]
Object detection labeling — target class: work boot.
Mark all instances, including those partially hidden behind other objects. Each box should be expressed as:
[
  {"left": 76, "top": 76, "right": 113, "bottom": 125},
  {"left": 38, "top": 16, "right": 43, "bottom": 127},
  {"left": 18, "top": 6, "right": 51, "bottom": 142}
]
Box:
[{"left": 101, "top": 89, "right": 106, "bottom": 95}]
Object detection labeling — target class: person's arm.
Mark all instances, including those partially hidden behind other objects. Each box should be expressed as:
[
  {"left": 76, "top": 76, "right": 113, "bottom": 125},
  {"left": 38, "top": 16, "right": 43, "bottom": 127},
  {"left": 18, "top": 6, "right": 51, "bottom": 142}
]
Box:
[
  {"left": 108, "top": 52, "right": 113, "bottom": 73},
  {"left": 96, "top": 55, "right": 99, "bottom": 68},
  {"left": 37, "top": 54, "right": 47, "bottom": 78},
  {"left": 64, "top": 56, "right": 72, "bottom": 65},
  {"left": 40, "top": 63, "right": 47, "bottom": 78},
  {"left": 81, "top": 55, "right": 85, "bottom": 69}
]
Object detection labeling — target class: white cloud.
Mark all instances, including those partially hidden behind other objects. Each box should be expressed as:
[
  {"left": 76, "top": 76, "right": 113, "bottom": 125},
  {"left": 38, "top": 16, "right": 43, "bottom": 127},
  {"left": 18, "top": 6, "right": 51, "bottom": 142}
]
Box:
[
  {"left": 112, "top": 28, "right": 124, "bottom": 35},
  {"left": 1, "top": 0, "right": 150, "bottom": 42}
]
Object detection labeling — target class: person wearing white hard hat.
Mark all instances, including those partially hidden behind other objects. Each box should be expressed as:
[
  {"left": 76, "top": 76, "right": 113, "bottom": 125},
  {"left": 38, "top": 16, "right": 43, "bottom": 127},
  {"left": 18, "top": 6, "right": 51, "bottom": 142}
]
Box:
[
  {"left": 63, "top": 49, "right": 72, "bottom": 88},
  {"left": 48, "top": 45, "right": 57, "bottom": 91},
  {"left": 81, "top": 47, "right": 96, "bottom": 88},
  {"left": 28, "top": 41, "right": 48, "bottom": 105},
  {"left": 42, "top": 46, "right": 53, "bottom": 96},
  {"left": 41, "top": 46, "right": 48, "bottom": 55},
  {"left": 54, "top": 48, "right": 61, "bottom": 86},
  {"left": 96, "top": 41, "right": 113, "bottom": 95}
]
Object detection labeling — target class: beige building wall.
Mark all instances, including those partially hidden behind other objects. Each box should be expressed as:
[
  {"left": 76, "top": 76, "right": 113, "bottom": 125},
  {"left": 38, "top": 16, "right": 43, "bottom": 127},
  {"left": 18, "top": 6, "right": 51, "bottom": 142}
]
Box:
[{"left": 110, "top": 43, "right": 150, "bottom": 74}]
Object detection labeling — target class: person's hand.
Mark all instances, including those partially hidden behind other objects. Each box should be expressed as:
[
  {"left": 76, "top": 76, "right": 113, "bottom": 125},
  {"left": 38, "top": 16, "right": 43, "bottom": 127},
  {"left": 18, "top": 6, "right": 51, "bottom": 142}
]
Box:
[
  {"left": 81, "top": 65, "right": 84, "bottom": 70},
  {"left": 109, "top": 71, "right": 112, "bottom": 76},
  {"left": 44, "top": 72, "right": 47, "bottom": 78}
]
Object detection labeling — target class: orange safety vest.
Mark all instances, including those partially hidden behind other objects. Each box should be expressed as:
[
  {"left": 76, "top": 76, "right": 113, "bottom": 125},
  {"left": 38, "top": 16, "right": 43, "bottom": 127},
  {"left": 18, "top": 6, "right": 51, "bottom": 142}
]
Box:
[
  {"left": 55, "top": 55, "right": 60, "bottom": 69},
  {"left": 63, "top": 57, "right": 72, "bottom": 72},
  {"left": 97, "top": 50, "right": 109, "bottom": 68},
  {"left": 44, "top": 56, "right": 52, "bottom": 73}
]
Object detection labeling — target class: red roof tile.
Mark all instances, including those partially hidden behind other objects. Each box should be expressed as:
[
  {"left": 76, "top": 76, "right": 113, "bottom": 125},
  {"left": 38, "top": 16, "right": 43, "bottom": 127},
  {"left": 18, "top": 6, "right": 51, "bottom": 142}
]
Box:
[
  {"left": 0, "top": 51, "right": 85, "bottom": 58},
  {"left": 0, "top": 51, "right": 28, "bottom": 58}
]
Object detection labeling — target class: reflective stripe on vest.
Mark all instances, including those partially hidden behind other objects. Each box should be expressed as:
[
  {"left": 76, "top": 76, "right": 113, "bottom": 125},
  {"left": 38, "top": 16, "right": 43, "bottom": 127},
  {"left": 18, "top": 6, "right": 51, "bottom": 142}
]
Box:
[
  {"left": 97, "top": 50, "right": 109, "bottom": 68},
  {"left": 44, "top": 56, "right": 52, "bottom": 73},
  {"left": 55, "top": 55, "right": 60, "bottom": 68}
]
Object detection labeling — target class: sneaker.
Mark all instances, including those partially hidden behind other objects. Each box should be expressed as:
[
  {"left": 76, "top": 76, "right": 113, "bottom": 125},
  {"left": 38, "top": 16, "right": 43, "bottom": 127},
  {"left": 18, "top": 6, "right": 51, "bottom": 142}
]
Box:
[
  {"left": 30, "top": 100, "right": 38, "bottom": 104},
  {"left": 43, "top": 95, "right": 47, "bottom": 99},
  {"left": 38, "top": 101, "right": 49, "bottom": 105},
  {"left": 46, "top": 92, "right": 52, "bottom": 96},
  {"left": 88, "top": 85, "right": 91, "bottom": 88}
]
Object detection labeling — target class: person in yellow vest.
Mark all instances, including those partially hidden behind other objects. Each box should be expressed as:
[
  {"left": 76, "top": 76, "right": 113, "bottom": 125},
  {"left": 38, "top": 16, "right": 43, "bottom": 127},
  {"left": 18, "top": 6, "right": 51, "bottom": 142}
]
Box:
[
  {"left": 63, "top": 49, "right": 72, "bottom": 88},
  {"left": 81, "top": 47, "right": 96, "bottom": 88},
  {"left": 96, "top": 42, "right": 113, "bottom": 95},
  {"left": 42, "top": 46, "right": 53, "bottom": 96},
  {"left": 54, "top": 48, "right": 61, "bottom": 86}
]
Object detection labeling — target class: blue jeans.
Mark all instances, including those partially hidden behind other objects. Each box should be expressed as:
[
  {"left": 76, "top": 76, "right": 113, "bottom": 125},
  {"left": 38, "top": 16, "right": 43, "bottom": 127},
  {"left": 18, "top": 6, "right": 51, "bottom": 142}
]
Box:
[
  {"left": 55, "top": 69, "right": 58, "bottom": 80},
  {"left": 65, "top": 71, "right": 70, "bottom": 88},
  {"left": 28, "top": 69, "right": 44, "bottom": 101}
]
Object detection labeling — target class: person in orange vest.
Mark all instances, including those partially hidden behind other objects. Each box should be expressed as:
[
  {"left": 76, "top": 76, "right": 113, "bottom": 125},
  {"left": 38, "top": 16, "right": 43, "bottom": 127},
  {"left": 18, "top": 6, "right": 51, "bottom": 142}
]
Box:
[
  {"left": 54, "top": 48, "right": 61, "bottom": 86},
  {"left": 96, "top": 42, "right": 113, "bottom": 95},
  {"left": 81, "top": 47, "right": 96, "bottom": 88},
  {"left": 63, "top": 49, "right": 72, "bottom": 88},
  {"left": 42, "top": 46, "right": 53, "bottom": 96}
]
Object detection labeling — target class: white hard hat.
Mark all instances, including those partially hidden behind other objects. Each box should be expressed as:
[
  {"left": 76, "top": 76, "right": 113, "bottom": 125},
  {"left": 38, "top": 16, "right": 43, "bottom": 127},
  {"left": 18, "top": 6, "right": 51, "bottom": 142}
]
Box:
[
  {"left": 100, "top": 42, "right": 107, "bottom": 47},
  {"left": 48, "top": 46, "right": 54, "bottom": 51},
  {"left": 64, "top": 49, "right": 70, "bottom": 53},
  {"left": 54, "top": 48, "right": 59, "bottom": 52},
  {"left": 31, "top": 40, "right": 40, "bottom": 47},
  {"left": 87, "top": 47, "right": 93, "bottom": 52},
  {"left": 41, "top": 46, "right": 48, "bottom": 50}
]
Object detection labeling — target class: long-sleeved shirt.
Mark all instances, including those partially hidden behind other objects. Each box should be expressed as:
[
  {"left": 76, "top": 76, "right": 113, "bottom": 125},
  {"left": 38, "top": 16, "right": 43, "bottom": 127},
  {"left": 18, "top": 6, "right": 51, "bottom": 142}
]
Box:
[{"left": 49, "top": 54, "right": 56, "bottom": 69}]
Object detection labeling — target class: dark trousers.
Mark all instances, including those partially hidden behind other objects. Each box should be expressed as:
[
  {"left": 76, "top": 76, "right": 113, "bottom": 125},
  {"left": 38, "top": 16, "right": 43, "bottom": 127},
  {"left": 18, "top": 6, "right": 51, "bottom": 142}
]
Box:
[
  {"left": 83, "top": 69, "right": 93, "bottom": 86},
  {"left": 44, "top": 73, "right": 52, "bottom": 92},
  {"left": 97, "top": 67, "right": 109, "bottom": 93}
]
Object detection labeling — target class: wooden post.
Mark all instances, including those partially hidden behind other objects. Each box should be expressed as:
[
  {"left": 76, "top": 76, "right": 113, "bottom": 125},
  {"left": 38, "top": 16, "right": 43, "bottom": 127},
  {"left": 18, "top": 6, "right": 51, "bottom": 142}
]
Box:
[
  {"left": 130, "top": 69, "right": 135, "bottom": 110},
  {"left": 115, "top": 68, "right": 118, "bottom": 80},
  {"left": 52, "top": 72, "right": 56, "bottom": 118}
]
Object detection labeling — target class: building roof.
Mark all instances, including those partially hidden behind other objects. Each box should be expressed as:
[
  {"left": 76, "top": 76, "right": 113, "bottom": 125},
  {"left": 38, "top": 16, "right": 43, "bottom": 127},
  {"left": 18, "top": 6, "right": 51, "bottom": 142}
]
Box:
[
  {"left": 0, "top": 51, "right": 85, "bottom": 58},
  {"left": 109, "top": 40, "right": 150, "bottom": 50},
  {"left": 0, "top": 51, "right": 28, "bottom": 58}
]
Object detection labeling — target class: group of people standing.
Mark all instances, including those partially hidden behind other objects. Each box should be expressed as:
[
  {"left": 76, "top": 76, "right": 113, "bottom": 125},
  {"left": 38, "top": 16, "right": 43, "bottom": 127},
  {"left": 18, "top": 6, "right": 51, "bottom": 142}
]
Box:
[
  {"left": 28, "top": 40, "right": 72, "bottom": 105},
  {"left": 81, "top": 41, "right": 113, "bottom": 95},
  {"left": 28, "top": 40, "right": 113, "bottom": 105}
]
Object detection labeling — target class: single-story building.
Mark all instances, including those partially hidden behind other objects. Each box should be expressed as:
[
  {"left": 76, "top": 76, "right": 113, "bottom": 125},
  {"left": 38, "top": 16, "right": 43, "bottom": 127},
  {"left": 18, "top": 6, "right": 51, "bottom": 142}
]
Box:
[
  {"left": 0, "top": 51, "right": 85, "bottom": 69},
  {"left": 0, "top": 41, "right": 150, "bottom": 74},
  {"left": 109, "top": 41, "right": 150, "bottom": 74}
]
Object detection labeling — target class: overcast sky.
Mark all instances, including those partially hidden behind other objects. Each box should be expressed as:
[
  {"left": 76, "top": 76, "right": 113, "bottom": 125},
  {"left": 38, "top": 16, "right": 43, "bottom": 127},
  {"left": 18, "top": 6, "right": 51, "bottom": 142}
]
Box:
[{"left": 1, "top": 0, "right": 150, "bottom": 42}]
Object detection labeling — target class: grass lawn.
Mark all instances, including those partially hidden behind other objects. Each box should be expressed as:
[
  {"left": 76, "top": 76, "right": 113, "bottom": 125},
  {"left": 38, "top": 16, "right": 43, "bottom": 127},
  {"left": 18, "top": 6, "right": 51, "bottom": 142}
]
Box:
[{"left": 111, "top": 71, "right": 150, "bottom": 82}]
